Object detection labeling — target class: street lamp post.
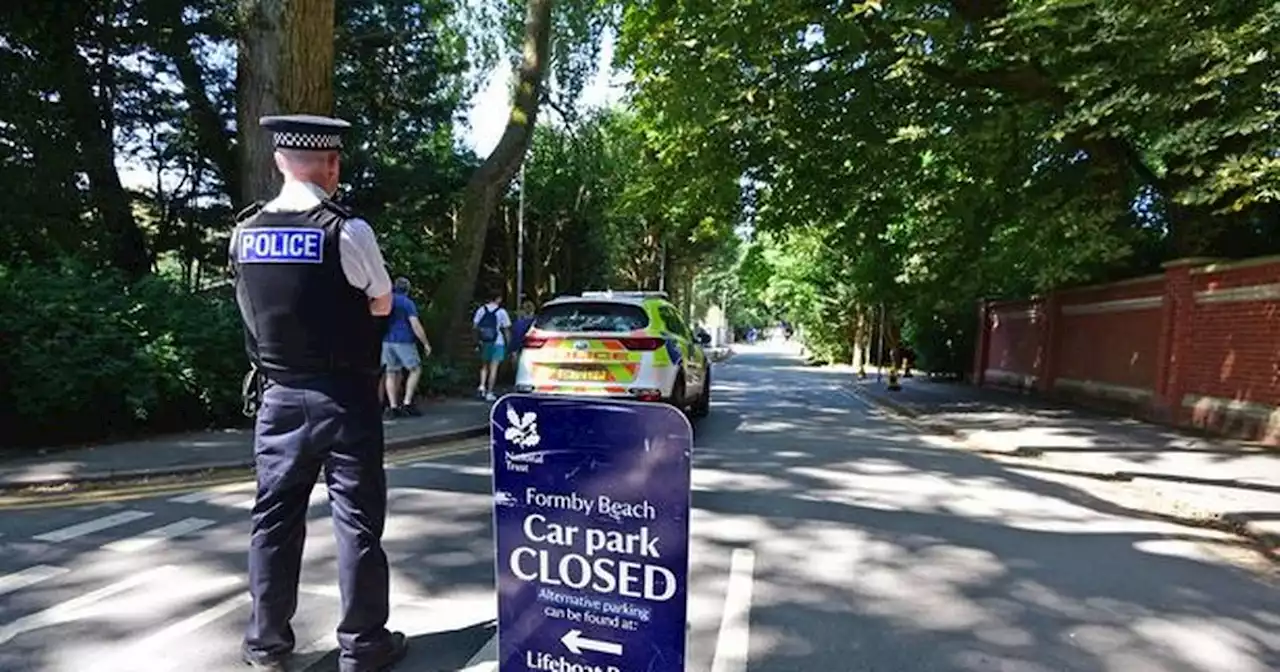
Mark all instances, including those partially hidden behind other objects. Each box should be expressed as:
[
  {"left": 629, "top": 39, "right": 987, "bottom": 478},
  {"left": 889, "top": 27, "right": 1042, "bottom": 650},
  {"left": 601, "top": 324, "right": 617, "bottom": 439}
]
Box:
[
  {"left": 516, "top": 161, "right": 526, "bottom": 306},
  {"left": 721, "top": 287, "right": 729, "bottom": 347},
  {"left": 877, "top": 303, "right": 886, "bottom": 382},
  {"left": 658, "top": 241, "right": 666, "bottom": 292}
]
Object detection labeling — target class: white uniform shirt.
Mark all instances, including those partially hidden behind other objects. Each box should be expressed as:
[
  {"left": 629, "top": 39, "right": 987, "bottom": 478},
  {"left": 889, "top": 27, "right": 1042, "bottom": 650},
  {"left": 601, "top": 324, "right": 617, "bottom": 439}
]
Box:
[{"left": 230, "top": 180, "right": 392, "bottom": 299}]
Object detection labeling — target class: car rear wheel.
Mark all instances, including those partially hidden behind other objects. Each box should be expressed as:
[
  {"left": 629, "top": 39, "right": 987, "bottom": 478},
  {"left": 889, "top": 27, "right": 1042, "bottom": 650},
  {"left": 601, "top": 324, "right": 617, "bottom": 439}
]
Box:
[
  {"left": 690, "top": 368, "right": 710, "bottom": 418},
  {"left": 667, "top": 373, "right": 687, "bottom": 410}
]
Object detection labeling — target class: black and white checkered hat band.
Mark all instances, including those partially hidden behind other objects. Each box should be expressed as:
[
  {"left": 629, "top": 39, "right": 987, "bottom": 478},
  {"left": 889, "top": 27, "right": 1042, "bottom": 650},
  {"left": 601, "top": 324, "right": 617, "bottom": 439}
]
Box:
[{"left": 273, "top": 131, "right": 343, "bottom": 150}]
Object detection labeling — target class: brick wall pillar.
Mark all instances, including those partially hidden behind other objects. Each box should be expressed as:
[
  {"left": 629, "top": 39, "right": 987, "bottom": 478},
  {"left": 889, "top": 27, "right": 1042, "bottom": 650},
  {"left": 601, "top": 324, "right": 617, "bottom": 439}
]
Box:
[
  {"left": 1151, "top": 258, "right": 1215, "bottom": 421},
  {"left": 973, "top": 299, "right": 990, "bottom": 386},
  {"left": 1034, "top": 294, "right": 1061, "bottom": 394}
]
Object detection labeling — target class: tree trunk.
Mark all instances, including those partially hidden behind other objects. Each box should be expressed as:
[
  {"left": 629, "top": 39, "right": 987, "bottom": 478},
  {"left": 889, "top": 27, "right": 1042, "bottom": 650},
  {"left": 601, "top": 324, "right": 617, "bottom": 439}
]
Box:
[
  {"left": 152, "top": 1, "right": 239, "bottom": 201},
  {"left": 849, "top": 307, "right": 863, "bottom": 367},
  {"left": 427, "top": 0, "right": 554, "bottom": 358},
  {"left": 235, "top": 0, "right": 337, "bottom": 205},
  {"left": 51, "top": 28, "right": 149, "bottom": 280}
]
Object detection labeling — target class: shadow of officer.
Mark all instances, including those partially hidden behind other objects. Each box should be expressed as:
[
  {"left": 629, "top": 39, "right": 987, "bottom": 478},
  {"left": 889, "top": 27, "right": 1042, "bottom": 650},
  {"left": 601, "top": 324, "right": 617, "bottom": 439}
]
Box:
[{"left": 229, "top": 114, "right": 408, "bottom": 672}]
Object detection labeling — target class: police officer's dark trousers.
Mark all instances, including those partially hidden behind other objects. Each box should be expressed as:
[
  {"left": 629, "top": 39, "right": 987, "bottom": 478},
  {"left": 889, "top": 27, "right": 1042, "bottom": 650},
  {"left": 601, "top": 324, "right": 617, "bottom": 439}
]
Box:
[{"left": 244, "top": 371, "right": 395, "bottom": 669}]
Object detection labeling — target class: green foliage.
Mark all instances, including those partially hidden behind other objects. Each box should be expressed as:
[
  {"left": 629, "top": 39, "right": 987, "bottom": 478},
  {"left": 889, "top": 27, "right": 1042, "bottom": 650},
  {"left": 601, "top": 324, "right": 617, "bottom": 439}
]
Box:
[
  {"left": 900, "top": 306, "right": 976, "bottom": 377},
  {"left": 613, "top": 0, "right": 1280, "bottom": 374},
  {"left": 479, "top": 104, "right": 741, "bottom": 309},
  {"left": 0, "top": 261, "right": 246, "bottom": 449},
  {"left": 415, "top": 356, "right": 473, "bottom": 396},
  {"left": 0, "top": 0, "right": 490, "bottom": 447}
]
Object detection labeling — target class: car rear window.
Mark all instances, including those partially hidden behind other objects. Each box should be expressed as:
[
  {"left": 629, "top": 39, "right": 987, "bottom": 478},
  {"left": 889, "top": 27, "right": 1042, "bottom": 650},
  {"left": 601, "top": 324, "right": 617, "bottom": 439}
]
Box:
[{"left": 534, "top": 302, "right": 650, "bottom": 333}]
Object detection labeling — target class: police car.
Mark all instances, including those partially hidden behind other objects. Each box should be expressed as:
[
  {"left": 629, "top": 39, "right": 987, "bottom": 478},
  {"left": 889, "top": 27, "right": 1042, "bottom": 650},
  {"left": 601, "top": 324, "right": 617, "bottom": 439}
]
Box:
[{"left": 513, "top": 291, "right": 712, "bottom": 417}]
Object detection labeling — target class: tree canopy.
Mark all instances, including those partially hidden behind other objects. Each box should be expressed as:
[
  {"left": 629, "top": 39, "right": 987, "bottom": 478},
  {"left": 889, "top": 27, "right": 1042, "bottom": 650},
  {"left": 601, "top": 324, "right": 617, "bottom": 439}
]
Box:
[
  {"left": 2, "top": 0, "right": 1276, "bottom": 445},
  {"left": 0, "top": 0, "right": 739, "bottom": 448},
  {"left": 612, "top": 0, "right": 1280, "bottom": 367}
]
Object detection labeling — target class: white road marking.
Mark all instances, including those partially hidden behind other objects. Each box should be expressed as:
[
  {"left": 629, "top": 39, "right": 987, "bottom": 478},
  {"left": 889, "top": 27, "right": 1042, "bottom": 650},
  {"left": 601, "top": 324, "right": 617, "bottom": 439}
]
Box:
[
  {"left": 290, "top": 633, "right": 340, "bottom": 670},
  {"left": 406, "top": 462, "right": 491, "bottom": 476},
  {"left": 292, "top": 584, "right": 497, "bottom": 666},
  {"left": 0, "top": 565, "right": 69, "bottom": 597},
  {"left": 459, "top": 633, "right": 498, "bottom": 672},
  {"left": 102, "top": 517, "right": 217, "bottom": 554},
  {"left": 101, "top": 577, "right": 248, "bottom": 672},
  {"left": 0, "top": 565, "right": 177, "bottom": 646},
  {"left": 232, "top": 496, "right": 258, "bottom": 510},
  {"left": 710, "top": 548, "right": 757, "bottom": 672},
  {"left": 297, "top": 583, "right": 480, "bottom": 613},
  {"left": 208, "top": 493, "right": 258, "bottom": 510},
  {"left": 168, "top": 482, "right": 255, "bottom": 504},
  {"left": 33, "top": 510, "right": 154, "bottom": 543},
  {"left": 174, "top": 483, "right": 327, "bottom": 510}
]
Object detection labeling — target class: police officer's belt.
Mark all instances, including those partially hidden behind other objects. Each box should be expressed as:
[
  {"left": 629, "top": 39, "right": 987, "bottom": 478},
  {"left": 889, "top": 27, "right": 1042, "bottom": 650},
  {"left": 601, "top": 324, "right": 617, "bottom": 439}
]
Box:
[
  {"left": 241, "top": 365, "right": 381, "bottom": 417},
  {"left": 241, "top": 365, "right": 265, "bottom": 417}
]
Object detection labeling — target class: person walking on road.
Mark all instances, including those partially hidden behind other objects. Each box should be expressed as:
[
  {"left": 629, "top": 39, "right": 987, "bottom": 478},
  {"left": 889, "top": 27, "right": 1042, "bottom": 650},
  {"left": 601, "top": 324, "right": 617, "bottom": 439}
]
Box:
[
  {"left": 229, "top": 114, "right": 408, "bottom": 672},
  {"left": 473, "top": 290, "right": 511, "bottom": 401},
  {"left": 382, "top": 277, "right": 432, "bottom": 417}
]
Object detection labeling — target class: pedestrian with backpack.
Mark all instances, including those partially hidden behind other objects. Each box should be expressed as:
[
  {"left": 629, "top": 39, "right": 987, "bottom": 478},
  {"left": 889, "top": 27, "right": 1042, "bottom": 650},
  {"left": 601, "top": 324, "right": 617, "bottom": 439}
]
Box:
[{"left": 472, "top": 290, "right": 511, "bottom": 401}]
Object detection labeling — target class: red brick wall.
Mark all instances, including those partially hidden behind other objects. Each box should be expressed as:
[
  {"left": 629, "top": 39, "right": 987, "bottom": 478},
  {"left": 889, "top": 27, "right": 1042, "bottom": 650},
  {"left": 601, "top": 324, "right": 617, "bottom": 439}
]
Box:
[
  {"left": 1185, "top": 263, "right": 1280, "bottom": 405},
  {"left": 1055, "top": 278, "right": 1163, "bottom": 392},
  {"left": 974, "top": 255, "right": 1280, "bottom": 443},
  {"left": 982, "top": 300, "right": 1042, "bottom": 389}
]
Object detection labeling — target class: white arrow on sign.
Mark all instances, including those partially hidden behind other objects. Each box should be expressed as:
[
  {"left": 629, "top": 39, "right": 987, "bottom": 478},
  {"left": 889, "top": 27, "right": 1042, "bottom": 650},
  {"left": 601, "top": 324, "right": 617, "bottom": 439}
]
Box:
[{"left": 561, "top": 629, "right": 623, "bottom": 656}]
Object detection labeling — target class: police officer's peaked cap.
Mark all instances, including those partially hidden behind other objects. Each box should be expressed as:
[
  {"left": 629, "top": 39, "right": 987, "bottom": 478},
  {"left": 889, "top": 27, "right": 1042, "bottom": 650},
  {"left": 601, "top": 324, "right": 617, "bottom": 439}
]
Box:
[{"left": 259, "top": 114, "right": 352, "bottom": 151}]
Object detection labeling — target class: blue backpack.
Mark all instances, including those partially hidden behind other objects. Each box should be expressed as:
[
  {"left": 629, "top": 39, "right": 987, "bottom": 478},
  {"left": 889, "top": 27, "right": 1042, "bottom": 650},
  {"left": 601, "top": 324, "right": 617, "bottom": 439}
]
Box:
[{"left": 476, "top": 306, "right": 499, "bottom": 343}]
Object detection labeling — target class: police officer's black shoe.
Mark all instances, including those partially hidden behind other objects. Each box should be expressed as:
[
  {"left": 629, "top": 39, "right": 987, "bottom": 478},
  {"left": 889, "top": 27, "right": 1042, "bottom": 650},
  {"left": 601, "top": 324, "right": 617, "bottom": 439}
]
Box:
[
  {"left": 363, "top": 631, "right": 409, "bottom": 671},
  {"left": 241, "top": 646, "right": 288, "bottom": 671}
]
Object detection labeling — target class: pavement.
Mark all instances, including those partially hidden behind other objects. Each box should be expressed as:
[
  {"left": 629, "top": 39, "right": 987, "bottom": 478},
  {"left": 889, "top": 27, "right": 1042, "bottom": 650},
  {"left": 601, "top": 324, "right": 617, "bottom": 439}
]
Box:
[
  {"left": 0, "top": 398, "right": 491, "bottom": 490},
  {"left": 1, "top": 343, "right": 1279, "bottom": 671},
  {"left": 848, "top": 372, "right": 1280, "bottom": 554}
]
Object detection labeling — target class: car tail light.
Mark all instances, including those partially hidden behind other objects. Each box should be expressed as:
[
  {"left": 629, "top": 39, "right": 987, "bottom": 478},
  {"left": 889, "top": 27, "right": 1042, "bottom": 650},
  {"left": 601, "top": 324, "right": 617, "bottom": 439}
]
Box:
[
  {"left": 522, "top": 337, "right": 548, "bottom": 349},
  {"left": 618, "top": 337, "right": 664, "bottom": 351}
]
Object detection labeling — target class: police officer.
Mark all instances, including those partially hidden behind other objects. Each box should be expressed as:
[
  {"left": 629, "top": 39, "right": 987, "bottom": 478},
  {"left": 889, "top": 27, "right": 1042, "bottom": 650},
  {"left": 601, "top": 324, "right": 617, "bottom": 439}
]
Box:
[{"left": 229, "top": 114, "right": 408, "bottom": 671}]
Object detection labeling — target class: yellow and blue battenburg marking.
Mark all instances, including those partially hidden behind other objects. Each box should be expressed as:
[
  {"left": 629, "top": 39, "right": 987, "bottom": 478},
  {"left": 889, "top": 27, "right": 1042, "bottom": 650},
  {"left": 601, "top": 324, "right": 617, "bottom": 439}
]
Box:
[{"left": 237, "top": 227, "right": 325, "bottom": 264}]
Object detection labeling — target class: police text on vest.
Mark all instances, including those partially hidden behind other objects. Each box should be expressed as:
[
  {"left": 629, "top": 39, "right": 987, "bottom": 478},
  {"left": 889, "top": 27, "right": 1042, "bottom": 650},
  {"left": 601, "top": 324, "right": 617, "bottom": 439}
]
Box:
[{"left": 238, "top": 228, "right": 324, "bottom": 263}]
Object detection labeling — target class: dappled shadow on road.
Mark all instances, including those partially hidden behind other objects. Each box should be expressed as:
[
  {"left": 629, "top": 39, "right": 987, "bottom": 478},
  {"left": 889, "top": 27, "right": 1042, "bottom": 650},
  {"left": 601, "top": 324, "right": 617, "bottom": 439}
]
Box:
[
  {"left": 304, "top": 621, "right": 496, "bottom": 672},
  {"left": 0, "top": 451, "right": 501, "bottom": 672},
  {"left": 7, "top": 348, "right": 1280, "bottom": 671},
  {"left": 695, "top": 350, "right": 1280, "bottom": 671},
  {"left": 866, "top": 377, "right": 1276, "bottom": 467}
]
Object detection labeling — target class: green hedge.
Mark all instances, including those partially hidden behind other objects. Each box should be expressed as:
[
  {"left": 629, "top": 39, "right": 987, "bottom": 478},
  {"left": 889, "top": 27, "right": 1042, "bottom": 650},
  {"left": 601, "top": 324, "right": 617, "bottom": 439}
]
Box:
[
  {"left": 901, "top": 308, "right": 976, "bottom": 377},
  {"left": 0, "top": 261, "right": 481, "bottom": 450},
  {"left": 0, "top": 262, "right": 247, "bottom": 448}
]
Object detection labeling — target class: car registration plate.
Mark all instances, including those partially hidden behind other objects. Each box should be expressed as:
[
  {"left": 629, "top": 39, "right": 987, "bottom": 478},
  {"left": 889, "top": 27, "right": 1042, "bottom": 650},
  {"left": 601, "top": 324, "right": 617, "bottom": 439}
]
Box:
[{"left": 554, "top": 368, "right": 608, "bottom": 382}]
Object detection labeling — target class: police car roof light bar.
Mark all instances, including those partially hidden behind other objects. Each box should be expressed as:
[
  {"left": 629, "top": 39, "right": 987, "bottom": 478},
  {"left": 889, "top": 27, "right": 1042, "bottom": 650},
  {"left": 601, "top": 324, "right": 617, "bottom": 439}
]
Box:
[{"left": 580, "top": 290, "right": 669, "bottom": 299}]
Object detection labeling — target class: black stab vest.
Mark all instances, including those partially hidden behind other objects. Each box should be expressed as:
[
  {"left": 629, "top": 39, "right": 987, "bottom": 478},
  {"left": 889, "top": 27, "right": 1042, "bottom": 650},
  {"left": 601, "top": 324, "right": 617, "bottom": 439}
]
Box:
[{"left": 229, "top": 200, "right": 381, "bottom": 379}]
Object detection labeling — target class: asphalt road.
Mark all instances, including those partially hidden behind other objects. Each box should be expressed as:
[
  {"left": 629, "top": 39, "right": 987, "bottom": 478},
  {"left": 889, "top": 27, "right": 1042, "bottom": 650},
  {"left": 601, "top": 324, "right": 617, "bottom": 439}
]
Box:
[{"left": 1, "top": 343, "right": 1278, "bottom": 672}]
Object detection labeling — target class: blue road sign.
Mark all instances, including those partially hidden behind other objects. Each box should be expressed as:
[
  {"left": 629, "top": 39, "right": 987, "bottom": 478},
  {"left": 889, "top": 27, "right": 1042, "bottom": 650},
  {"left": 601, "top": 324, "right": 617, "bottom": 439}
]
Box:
[{"left": 490, "top": 394, "right": 694, "bottom": 672}]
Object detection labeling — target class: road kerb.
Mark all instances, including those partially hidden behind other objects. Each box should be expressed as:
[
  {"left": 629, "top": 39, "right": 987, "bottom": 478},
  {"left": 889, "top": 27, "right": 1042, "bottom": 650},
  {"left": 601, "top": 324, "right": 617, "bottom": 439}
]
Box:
[
  {"left": 0, "top": 441, "right": 487, "bottom": 511},
  {"left": 847, "top": 383, "right": 1280, "bottom": 561},
  {"left": 0, "top": 425, "right": 489, "bottom": 507}
]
